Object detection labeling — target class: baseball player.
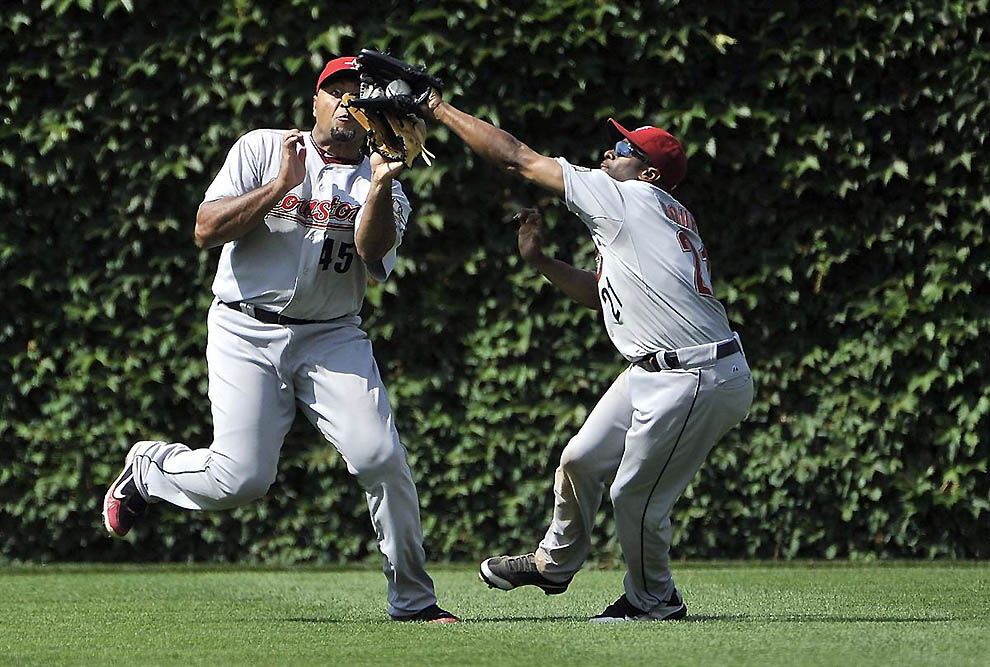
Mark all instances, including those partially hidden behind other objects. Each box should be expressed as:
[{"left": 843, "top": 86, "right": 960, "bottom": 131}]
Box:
[
  {"left": 424, "top": 92, "right": 754, "bottom": 622},
  {"left": 102, "top": 56, "right": 457, "bottom": 624}
]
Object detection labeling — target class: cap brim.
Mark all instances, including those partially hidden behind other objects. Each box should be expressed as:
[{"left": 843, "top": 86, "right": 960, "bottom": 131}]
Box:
[
  {"left": 606, "top": 118, "right": 647, "bottom": 153},
  {"left": 606, "top": 117, "right": 627, "bottom": 141}
]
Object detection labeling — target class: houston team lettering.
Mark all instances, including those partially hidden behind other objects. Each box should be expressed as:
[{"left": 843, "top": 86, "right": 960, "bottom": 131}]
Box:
[{"left": 269, "top": 194, "right": 361, "bottom": 229}]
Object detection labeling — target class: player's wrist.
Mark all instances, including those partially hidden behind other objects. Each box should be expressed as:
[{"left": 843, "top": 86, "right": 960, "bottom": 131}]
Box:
[
  {"left": 430, "top": 99, "right": 451, "bottom": 124},
  {"left": 273, "top": 172, "right": 298, "bottom": 194},
  {"left": 370, "top": 170, "right": 394, "bottom": 186}
]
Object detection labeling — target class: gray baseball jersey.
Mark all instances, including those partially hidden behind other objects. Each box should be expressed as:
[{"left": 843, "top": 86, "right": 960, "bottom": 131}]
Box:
[
  {"left": 204, "top": 129, "right": 410, "bottom": 321},
  {"left": 555, "top": 158, "right": 733, "bottom": 360}
]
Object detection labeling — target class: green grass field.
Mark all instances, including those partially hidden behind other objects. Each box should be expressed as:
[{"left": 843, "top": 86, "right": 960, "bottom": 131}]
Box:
[{"left": 1, "top": 563, "right": 987, "bottom": 666}]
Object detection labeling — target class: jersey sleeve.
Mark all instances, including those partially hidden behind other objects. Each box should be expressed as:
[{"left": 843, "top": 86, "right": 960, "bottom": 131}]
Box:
[
  {"left": 357, "top": 179, "right": 410, "bottom": 282},
  {"left": 556, "top": 157, "right": 625, "bottom": 245},
  {"left": 202, "top": 132, "right": 266, "bottom": 203}
]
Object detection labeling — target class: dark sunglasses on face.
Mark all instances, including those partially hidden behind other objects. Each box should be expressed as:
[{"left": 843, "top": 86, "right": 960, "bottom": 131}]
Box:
[{"left": 614, "top": 139, "right": 650, "bottom": 164}]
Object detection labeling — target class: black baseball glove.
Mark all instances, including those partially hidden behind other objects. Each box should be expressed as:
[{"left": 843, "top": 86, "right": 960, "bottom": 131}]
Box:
[
  {"left": 341, "top": 49, "right": 444, "bottom": 166},
  {"left": 355, "top": 49, "right": 443, "bottom": 110}
]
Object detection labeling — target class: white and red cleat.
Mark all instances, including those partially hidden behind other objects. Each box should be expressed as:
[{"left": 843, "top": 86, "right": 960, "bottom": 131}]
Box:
[{"left": 102, "top": 443, "right": 148, "bottom": 537}]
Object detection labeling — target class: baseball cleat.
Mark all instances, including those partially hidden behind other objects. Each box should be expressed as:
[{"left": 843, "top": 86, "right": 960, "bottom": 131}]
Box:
[
  {"left": 479, "top": 553, "right": 571, "bottom": 595},
  {"left": 390, "top": 604, "right": 459, "bottom": 624},
  {"left": 589, "top": 590, "right": 687, "bottom": 623},
  {"left": 102, "top": 442, "right": 150, "bottom": 538}
]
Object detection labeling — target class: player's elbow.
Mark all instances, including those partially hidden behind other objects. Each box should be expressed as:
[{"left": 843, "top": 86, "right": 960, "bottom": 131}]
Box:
[
  {"left": 355, "top": 239, "right": 388, "bottom": 266},
  {"left": 580, "top": 278, "right": 602, "bottom": 311},
  {"left": 194, "top": 205, "right": 220, "bottom": 249},
  {"left": 193, "top": 226, "right": 212, "bottom": 249},
  {"left": 507, "top": 148, "right": 564, "bottom": 195},
  {"left": 580, "top": 291, "right": 603, "bottom": 311},
  {"left": 503, "top": 141, "right": 535, "bottom": 175},
  {"left": 355, "top": 224, "right": 396, "bottom": 265}
]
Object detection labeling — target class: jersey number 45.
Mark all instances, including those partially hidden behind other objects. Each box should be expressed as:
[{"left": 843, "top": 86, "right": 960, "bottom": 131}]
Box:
[{"left": 320, "top": 238, "right": 355, "bottom": 273}]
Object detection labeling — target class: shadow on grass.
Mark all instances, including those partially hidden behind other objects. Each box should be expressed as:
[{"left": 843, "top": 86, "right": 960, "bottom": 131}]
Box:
[
  {"left": 284, "top": 613, "right": 964, "bottom": 625},
  {"left": 685, "top": 614, "right": 962, "bottom": 623},
  {"left": 284, "top": 615, "right": 589, "bottom": 624},
  {"left": 455, "top": 616, "right": 590, "bottom": 623}
]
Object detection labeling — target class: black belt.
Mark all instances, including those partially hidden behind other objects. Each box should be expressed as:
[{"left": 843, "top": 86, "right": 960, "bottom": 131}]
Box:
[
  {"left": 635, "top": 339, "right": 740, "bottom": 372},
  {"left": 219, "top": 301, "right": 331, "bottom": 325}
]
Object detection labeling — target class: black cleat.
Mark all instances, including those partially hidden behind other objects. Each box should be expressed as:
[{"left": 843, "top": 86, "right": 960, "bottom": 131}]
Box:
[
  {"left": 589, "top": 590, "right": 687, "bottom": 623},
  {"left": 479, "top": 553, "right": 571, "bottom": 595},
  {"left": 390, "top": 604, "right": 459, "bottom": 624},
  {"left": 102, "top": 443, "right": 149, "bottom": 538}
]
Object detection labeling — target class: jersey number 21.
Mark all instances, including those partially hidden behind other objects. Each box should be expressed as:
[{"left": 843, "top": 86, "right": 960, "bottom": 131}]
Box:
[{"left": 676, "top": 230, "right": 714, "bottom": 297}]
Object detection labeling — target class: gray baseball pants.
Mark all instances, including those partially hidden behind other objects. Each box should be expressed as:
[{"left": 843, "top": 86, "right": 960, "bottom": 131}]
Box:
[
  {"left": 535, "top": 341, "right": 754, "bottom": 612},
  {"left": 131, "top": 301, "right": 437, "bottom": 617}
]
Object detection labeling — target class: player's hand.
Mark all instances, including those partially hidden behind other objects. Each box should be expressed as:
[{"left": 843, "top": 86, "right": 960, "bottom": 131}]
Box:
[
  {"left": 277, "top": 129, "right": 306, "bottom": 191},
  {"left": 515, "top": 208, "right": 547, "bottom": 267},
  {"left": 370, "top": 150, "right": 406, "bottom": 181}
]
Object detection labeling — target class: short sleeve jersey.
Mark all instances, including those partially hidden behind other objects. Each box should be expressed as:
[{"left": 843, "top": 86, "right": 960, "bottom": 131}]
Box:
[
  {"left": 202, "top": 129, "right": 410, "bottom": 321},
  {"left": 556, "top": 157, "right": 733, "bottom": 361}
]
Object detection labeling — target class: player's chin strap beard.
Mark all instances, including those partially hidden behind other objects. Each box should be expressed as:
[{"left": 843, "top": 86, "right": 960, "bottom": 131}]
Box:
[
  {"left": 330, "top": 126, "right": 358, "bottom": 142},
  {"left": 310, "top": 132, "right": 364, "bottom": 165}
]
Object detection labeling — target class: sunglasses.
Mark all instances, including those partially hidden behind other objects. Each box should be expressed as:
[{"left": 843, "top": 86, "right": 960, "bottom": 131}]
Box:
[{"left": 614, "top": 139, "right": 651, "bottom": 164}]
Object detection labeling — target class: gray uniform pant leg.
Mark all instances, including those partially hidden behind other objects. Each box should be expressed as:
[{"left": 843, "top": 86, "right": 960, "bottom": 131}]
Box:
[
  {"left": 293, "top": 324, "right": 436, "bottom": 618},
  {"left": 535, "top": 357, "right": 753, "bottom": 612},
  {"left": 132, "top": 304, "right": 436, "bottom": 616},
  {"left": 133, "top": 303, "right": 296, "bottom": 509},
  {"left": 614, "top": 358, "right": 753, "bottom": 611},
  {"left": 535, "top": 369, "right": 633, "bottom": 579}
]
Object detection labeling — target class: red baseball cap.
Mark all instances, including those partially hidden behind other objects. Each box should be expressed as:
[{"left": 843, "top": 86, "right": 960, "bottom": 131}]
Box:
[
  {"left": 606, "top": 118, "right": 687, "bottom": 190},
  {"left": 315, "top": 56, "right": 359, "bottom": 92}
]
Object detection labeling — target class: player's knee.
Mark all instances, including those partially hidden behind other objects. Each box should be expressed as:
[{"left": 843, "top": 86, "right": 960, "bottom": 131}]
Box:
[
  {"left": 210, "top": 459, "right": 277, "bottom": 506},
  {"left": 350, "top": 442, "right": 405, "bottom": 482},
  {"left": 559, "top": 439, "right": 596, "bottom": 479},
  {"left": 608, "top": 479, "right": 636, "bottom": 513},
  {"left": 221, "top": 474, "right": 274, "bottom": 505}
]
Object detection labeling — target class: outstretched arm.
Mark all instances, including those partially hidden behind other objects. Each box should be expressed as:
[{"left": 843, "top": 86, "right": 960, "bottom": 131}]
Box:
[
  {"left": 515, "top": 209, "right": 600, "bottom": 311},
  {"left": 427, "top": 92, "right": 565, "bottom": 197}
]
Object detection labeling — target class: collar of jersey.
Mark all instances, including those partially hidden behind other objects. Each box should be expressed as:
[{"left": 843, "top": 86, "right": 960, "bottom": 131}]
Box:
[{"left": 309, "top": 135, "right": 364, "bottom": 166}]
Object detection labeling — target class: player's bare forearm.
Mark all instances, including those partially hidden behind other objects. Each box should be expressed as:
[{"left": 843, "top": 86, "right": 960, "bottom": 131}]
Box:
[
  {"left": 194, "top": 179, "right": 291, "bottom": 249},
  {"left": 515, "top": 208, "right": 599, "bottom": 310},
  {"left": 531, "top": 256, "right": 602, "bottom": 311},
  {"left": 432, "top": 100, "right": 564, "bottom": 196},
  {"left": 196, "top": 129, "right": 306, "bottom": 249},
  {"left": 355, "top": 175, "right": 398, "bottom": 263}
]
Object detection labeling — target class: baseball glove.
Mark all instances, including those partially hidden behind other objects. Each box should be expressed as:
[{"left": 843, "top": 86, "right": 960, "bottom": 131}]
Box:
[
  {"left": 341, "top": 49, "right": 444, "bottom": 167},
  {"left": 355, "top": 49, "right": 443, "bottom": 107}
]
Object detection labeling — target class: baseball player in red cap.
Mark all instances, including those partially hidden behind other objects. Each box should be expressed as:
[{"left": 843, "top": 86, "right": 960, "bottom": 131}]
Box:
[
  {"left": 425, "top": 93, "right": 754, "bottom": 622},
  {"left": 101, "top": 56, "right": 457, "bottom": 623}
]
